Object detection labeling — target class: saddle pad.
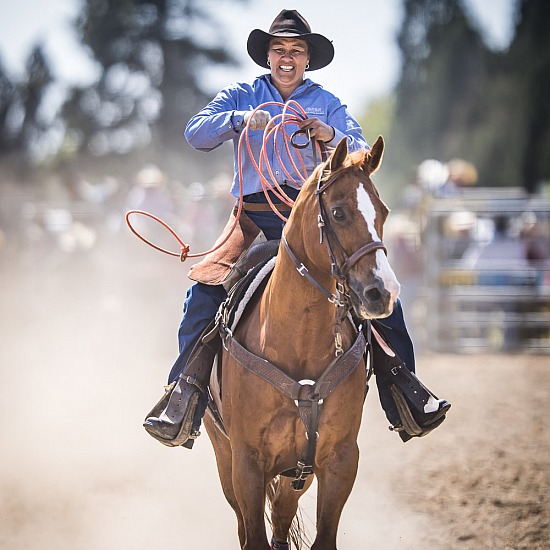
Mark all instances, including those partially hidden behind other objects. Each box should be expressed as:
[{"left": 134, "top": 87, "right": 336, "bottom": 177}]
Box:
[{"left": 230, "top": 257, "right": 277, "bottom": 332}]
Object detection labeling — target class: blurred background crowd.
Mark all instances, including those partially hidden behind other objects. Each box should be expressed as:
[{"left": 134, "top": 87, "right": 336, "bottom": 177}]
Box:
[{"left": 0, "top": 0, "right": 549, "bottom": 353}]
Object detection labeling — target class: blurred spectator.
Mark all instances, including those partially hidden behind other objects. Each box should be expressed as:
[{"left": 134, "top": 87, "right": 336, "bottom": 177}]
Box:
[
  {"left": 416, "top": 158, "right": 478, "bottom": 197},
  {"left": 520, "top": 211, "right": 549, "bottom": 263},
  {"left": 125, "top": 164, "right": 179, "bottom": 248},
  {"left": 126, "top": 164, "right": 174, "bottom": 219}
]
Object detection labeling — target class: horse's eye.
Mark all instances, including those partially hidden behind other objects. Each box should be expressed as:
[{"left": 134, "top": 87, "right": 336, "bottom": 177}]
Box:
[{"left": 332, "top": 207, "right": 346, "bottom": 221}]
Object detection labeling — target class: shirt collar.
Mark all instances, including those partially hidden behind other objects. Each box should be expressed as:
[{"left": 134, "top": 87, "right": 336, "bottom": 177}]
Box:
[{"left": 261, "top": 74, "right": 318, "bottom": 99}]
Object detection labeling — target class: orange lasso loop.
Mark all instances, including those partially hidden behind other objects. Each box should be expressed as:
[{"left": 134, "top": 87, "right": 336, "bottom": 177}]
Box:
[
  {"left": 126, "top": 210, "right": 192, "bottom": 261},
  {"left": 126, "top": 100, "right": 318, "bottom": 259}
]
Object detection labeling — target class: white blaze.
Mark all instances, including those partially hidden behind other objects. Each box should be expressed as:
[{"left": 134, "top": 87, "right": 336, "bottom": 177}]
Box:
[
  {"left": 356, "top": 186, "right": 380, "bottom": 241},
  {"left": 356, "top": 186, "right": 401, "bottom": 301}
]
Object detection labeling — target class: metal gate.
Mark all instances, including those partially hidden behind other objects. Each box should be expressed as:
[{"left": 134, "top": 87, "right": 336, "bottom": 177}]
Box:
[{"left": 420, "top": 188, "right": 550, "bottom": 353}]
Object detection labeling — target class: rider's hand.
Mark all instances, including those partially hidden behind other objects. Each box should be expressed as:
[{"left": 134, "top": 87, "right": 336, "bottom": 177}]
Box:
[
  {"left": 298, "top": 118, "right": 336, "bottom": 143},
  {"left": 244, "top": 110, "right": 271, "bottom": 130}
]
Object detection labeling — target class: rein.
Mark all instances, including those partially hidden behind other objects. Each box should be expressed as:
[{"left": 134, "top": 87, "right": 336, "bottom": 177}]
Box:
[{"left": 281, "top": 234, "right": 346, "bottom": 308}]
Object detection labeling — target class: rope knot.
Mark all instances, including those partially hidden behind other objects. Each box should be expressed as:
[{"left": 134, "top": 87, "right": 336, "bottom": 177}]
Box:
[{"left": 180, "top": 244, "right": 190, "bottom": 262}]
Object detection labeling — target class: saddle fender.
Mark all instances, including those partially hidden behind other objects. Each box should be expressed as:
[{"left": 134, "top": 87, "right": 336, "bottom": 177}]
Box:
[{"left": 188, "top": 207, "right": 263, "bottom": 287}]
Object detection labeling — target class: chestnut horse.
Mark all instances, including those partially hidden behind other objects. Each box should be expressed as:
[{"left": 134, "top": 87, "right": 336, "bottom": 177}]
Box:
[{"left": 204, "top": 136, "right": 400, "bottom": 549}]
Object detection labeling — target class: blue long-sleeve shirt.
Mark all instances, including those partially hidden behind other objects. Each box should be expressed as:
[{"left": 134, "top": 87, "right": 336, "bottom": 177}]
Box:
[{"left": 185, "top": 74, "right": 368, "bottom": 197}]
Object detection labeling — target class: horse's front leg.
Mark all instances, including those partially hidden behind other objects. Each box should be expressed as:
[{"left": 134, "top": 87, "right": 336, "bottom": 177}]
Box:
[
  {"left": 232, "top": 446, "right": 271, "bottom": 550},
  {"left": 204, "top": 416, "right": 246, "bottom": 546},
  {"left": 311, "top": 440, "right": 360, "bottom": 550},
  {"left": 270, "top": 474, "right": 313, "bottom": 547}
]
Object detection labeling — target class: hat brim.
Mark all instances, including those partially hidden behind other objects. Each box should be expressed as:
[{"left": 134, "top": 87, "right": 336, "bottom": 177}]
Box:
[{"left": 247, "top": 29, "right": 334, "bottom": 71}]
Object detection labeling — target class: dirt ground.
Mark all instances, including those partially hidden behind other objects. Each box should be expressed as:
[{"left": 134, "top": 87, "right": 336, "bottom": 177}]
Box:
[{"left": 0, "top": 221, "right": 548, "bottom": 549}]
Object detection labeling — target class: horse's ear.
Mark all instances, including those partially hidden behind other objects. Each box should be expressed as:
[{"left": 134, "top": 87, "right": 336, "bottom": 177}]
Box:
[
  {"left": 364, "top": 135, "right": 385, "bottom": 175},
  {"left": 328, "top": 137, "right": 348, "bottom": 172}
]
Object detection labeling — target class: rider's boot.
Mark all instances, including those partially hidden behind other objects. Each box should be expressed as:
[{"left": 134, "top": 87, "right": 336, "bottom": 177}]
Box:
[
  {"left": 143, "top": 321, "right": 220, "bottom": 448},
  {"left": 143, "top": 374, "right": 205, "bottom": 448},
  {"left": 370, "top": 323, "right": 451, "bottom": 442}
]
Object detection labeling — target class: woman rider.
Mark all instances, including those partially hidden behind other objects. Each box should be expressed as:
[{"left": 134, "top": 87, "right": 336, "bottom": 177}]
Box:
[{"left": 143, "top": 10, "right": 450, "bottom": 447}]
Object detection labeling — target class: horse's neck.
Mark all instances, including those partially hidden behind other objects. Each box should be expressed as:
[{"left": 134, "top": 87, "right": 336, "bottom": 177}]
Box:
[
  {"left": 268, "top": 250, "right": 335, "bottom": 317},
  {"left": 262, "top": 238, "right": 340, "bottom": 364}
]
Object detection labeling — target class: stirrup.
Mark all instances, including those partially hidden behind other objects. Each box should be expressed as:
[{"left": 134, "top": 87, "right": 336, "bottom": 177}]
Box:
[
  {"left": 181, "top": 429, "right": 201, "bottom": 449},
  {"left": 390, "top": 385, "right": 423, "bottom": 436},
  {"left": 143, "top": 381, "right": 201, "bottom": 448},
  {"left": 389, "top": 385, "right": 450, "bottom": 441}
]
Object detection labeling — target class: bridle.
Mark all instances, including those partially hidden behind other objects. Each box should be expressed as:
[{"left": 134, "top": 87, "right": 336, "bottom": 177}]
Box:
[
  {"left": 316, "top": 166, "right": 387, "bottom": 277},
  {"left": 283, "top": 163, "right": 387, "bottom": 303},
  {"left": 282, "top": 161, "right": 386, "bottom": 356}
]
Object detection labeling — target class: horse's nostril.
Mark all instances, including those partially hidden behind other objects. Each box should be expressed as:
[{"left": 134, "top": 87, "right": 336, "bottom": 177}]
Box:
[{"left": 365, "top": 288, "right": 382, "bottom": 303}]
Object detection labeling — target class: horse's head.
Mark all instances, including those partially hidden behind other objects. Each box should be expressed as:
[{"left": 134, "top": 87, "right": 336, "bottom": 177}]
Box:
[{"left": 309, "top": 136, "right": 400, "bottom": 319}]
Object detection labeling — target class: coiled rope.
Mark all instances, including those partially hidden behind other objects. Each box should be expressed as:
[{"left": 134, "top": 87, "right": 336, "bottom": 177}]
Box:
[{"left": 126, "top": 100, "right": 323, "bottom": 261}]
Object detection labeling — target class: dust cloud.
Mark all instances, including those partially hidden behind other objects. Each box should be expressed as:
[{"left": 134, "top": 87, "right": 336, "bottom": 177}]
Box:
[{"left": 1, "top": 196, "right": 548, "bottom": 549}]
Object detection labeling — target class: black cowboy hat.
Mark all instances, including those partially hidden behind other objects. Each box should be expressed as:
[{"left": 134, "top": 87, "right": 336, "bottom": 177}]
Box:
[{"left": 247, "top": 9, "right": 334, "bottom": 71}]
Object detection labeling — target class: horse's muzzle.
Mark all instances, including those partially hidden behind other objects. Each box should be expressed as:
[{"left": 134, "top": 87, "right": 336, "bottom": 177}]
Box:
[{"left": 348, "top": 277, "right": 397, "bottom": 319}]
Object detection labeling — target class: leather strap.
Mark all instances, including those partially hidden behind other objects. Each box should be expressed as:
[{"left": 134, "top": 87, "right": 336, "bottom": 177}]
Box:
[
  {"left": 243, "top": 202, "right": 292, "bottom": 212},
  {"left": 226, "top": 336, "right": 303, "bottom": 400},
  {"left": 225, "top": 329, "right": 367, "bottom": 403},
  {"left": 340, "top": 241, "right": 387, "bottom": 275},
  {"left": 225, "top": 329, "right": 367, "bottom": 491},
  {"left": 281, "top": 234, "right": 344, "bottom": 305}
]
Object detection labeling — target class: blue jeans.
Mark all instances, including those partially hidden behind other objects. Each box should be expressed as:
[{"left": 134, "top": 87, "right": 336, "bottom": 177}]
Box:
[
  {"left": 168, "top": 282, "right": 228, "bottom": 383},
  {"left": 373, "top": 299, "right": 415, "bottom": 425},
  {"left": 167, "top": 195, "right": 414, "bottom": 426}
]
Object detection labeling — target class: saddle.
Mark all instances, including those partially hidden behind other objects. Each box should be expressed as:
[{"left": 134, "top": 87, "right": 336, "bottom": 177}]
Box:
[{"left": 187, "top": 207, "right": 264, "bottom": 288}]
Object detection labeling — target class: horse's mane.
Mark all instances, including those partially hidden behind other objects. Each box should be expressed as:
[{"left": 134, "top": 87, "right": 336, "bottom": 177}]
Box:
[
  {"left": 343, "top": 148, "right": 369, "bottom": 170},
  {"left": 306, "top": 147, "right": 372, "bottom": 193}
]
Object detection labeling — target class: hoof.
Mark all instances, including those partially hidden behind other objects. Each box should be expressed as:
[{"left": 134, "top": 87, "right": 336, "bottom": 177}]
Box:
[{"left": 270, "top": 537, "right": 289, "bottom": 549}]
